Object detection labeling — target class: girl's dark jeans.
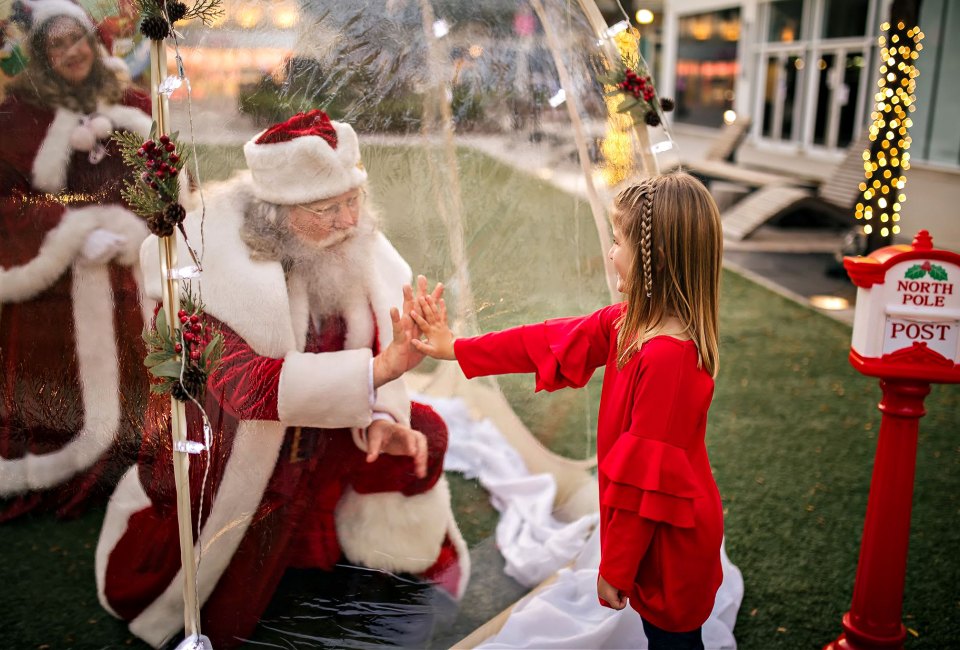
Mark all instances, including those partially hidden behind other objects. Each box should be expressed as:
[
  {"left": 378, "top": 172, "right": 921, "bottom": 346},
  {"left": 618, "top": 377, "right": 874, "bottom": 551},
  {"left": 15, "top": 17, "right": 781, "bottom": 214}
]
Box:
[{"left": 642, "top": 617, "right": 705, "bottom": 650}]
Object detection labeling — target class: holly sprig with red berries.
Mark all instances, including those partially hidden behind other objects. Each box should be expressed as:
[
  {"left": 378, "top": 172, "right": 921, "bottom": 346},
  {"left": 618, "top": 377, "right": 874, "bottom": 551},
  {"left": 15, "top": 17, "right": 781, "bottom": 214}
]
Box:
[
  {"left": 143, "top": 290, "right": 223, "bottom": 403},
  {"left": 114, "top": 124, "right": 189, "bottom": 238},
  {"left": 598, "top": 53, "right": 675, "bottom": 127},
  {"left": 905, "top": 261, "right": 948, "bottom": 281}
]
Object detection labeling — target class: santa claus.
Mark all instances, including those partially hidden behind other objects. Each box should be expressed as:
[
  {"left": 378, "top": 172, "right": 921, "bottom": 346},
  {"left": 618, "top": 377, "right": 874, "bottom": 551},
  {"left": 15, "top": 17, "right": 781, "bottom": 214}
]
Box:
[
  {"left": 96, "top": 111, "right": 470, "bottom": 648},
  {"left": 0, "top": 0, "right": 153, "bottom": 520}
]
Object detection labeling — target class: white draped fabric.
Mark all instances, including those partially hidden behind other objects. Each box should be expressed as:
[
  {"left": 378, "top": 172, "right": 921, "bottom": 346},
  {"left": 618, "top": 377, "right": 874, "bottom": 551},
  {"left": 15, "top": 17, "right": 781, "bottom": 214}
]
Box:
[{"left": 418, "top": 394, "right": 743, "bottom": 649}]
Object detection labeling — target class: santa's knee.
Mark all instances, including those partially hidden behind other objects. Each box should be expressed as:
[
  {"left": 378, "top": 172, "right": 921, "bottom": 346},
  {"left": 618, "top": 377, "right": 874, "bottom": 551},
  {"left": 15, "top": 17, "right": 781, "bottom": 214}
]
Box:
[
  {"left": 334, "top": 473, "right": 454, "bottom": 573},
  {"left": 334, "top": 470, "right": 470, "bottom": 599},
  {"left": 334, "top": 405, "right": 469, "bottom": 594}
]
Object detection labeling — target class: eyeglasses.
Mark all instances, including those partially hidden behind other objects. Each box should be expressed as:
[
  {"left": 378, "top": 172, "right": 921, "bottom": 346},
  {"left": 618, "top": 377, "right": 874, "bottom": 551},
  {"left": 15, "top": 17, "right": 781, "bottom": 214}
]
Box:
[
  {"left": 46, "top": 29, "right": 88, "bottom": 58},
  {"left": 296, "top": 190, "right": 365, "bottom": 221}
]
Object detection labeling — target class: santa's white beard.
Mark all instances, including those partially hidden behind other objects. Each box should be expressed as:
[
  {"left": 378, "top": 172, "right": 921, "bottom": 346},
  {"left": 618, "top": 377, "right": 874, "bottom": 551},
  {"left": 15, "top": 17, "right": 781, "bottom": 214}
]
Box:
[{"left": 288, "top": 220, "right": 377, "bottom": 322}]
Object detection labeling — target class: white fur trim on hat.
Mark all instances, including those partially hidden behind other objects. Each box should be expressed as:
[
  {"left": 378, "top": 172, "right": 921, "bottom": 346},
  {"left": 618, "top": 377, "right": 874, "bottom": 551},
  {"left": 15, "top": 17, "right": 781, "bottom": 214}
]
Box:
[
  {"left": 22, "top": 0, "right": 95, "bottom": 33},
  {"left": 243, "top": 121, "right": 368, "bottom": 205}
]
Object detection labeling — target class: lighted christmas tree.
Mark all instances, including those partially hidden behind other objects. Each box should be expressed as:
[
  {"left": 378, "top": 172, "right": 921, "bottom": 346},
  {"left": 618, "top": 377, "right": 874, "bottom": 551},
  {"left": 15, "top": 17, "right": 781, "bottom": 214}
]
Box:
[{"left": 857, "top": 1, "right": 924, "bottom": 251}]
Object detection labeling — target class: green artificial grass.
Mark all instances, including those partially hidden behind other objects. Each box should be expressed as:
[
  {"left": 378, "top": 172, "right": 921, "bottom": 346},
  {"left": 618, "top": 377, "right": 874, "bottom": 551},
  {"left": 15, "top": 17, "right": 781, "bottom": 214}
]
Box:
[
  {"left": 712, "top": 272, "right": 960, "bottom": 648},
  {"left": 0, "top": 143, "right": 956, "bottom": 647}
]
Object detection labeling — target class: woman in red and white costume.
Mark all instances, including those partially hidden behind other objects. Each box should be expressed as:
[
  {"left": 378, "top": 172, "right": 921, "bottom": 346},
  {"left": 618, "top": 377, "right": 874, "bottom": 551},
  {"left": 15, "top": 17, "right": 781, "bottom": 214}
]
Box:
[
  {"left": 0, "top": 0, "right": 153, "bottom": 521},
  {"left": 96, "top": 111, "right": 469, "bottom": 648}
]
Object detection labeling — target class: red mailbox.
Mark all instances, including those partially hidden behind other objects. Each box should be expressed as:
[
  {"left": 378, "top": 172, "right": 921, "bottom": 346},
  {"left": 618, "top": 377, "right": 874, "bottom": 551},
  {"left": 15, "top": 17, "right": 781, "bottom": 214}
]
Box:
[{"left": 826, "top": 230, "right": 959, "bottom": 650}]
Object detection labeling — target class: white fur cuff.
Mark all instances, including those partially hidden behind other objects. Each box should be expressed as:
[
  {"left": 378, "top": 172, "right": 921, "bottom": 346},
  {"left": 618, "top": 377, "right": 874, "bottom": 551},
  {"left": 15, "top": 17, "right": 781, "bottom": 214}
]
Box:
[
  {"left": 335, "top": 477, "right": 452, "bottom": 574},
  {"left": 277, "top": 348, "right": 373, "bottom": 428}
]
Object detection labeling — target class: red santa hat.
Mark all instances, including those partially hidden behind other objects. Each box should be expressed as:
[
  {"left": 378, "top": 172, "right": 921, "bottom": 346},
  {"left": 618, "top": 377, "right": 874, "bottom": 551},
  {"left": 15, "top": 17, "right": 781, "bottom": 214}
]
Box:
[
  {"left": 13, "top": 0, "right": 95, "bottom": 34},
  {"left": 243, "top": 110, "right": 369, "bottom": 205}
]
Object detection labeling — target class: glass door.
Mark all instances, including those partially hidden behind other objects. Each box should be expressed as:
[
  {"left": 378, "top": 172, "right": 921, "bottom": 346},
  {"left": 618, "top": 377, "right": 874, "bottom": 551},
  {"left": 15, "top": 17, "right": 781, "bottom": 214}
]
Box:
[
  {"left": 760, "top": 51, "right": 805, "bottom": 142},
  {"left": 813, "top": 48, "right": 866, "bottom": 148}
]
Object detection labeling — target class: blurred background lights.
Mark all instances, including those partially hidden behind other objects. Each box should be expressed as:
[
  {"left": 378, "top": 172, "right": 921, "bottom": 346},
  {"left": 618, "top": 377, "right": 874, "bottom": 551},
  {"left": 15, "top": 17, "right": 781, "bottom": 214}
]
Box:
[
  {"left": 636, "top": 9, "right": 654, "bottom": 25},
  {"left": 548, "top": 88, "right": 566, "bottom": 108},
  {"left": 810, "top": 295, "right": 851, "bottom": 311},
  {"left": 235, "top": 4, "right": 262, "bottom": 29},
  {"left": 432, "top": 18, "right": 450, "bottom": 38},
  {"left": 272, "top": 2, "right": 298, "bottom": 29}
]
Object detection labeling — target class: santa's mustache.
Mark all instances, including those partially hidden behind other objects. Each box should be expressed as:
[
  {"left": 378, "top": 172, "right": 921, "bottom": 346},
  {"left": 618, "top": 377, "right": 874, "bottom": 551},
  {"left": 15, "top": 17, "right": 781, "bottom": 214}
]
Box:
[{"left": 287, "top": 210, "right": 375, "bottom": 264}]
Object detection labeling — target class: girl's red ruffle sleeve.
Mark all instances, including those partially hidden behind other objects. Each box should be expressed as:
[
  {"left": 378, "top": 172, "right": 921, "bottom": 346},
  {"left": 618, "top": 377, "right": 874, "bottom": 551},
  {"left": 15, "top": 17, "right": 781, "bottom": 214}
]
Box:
[
  {"left": 599, "top": 433, "right": 700, "bottom": 528},
  {"left": 455, "top": 306, "right": 618, "bottom": 391}
]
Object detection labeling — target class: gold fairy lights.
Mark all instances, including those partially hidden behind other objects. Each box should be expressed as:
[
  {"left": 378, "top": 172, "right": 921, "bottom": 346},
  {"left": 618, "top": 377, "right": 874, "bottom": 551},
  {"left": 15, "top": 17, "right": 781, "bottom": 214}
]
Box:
[{"left": 856, "top": 21, "right": 923, "bottom": 237}]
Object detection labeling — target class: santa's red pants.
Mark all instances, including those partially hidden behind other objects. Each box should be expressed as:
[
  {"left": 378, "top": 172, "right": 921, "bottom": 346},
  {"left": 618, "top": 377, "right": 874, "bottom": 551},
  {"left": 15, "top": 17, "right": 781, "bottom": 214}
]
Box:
[{"left": 102, "top": 402, "right": 448, "bottom": 647}]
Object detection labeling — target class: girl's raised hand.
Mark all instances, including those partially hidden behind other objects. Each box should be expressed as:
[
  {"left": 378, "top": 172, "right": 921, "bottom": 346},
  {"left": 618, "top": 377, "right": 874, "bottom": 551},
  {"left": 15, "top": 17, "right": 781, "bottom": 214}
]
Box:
[
  {"left": 404, "top": 275, "right": 444, "bottom": 364},
  {"left": 410, "top": 294, "right": 456, "bottom": 360}
]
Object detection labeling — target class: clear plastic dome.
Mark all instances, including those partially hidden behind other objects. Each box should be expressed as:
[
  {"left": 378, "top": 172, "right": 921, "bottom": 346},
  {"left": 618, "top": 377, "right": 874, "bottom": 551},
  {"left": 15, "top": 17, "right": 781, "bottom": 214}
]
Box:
[{"left": 0, "top": 0, "right": 683, "bottom": 646}]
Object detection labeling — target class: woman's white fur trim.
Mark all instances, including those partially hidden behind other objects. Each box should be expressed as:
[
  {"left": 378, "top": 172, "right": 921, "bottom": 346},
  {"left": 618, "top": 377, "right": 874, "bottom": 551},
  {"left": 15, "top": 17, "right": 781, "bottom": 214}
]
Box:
[
  {"left": 31, "top": 103, "right": 152, "bottom": 194},
  {"left": 0, "top": 262, "right": 121, "bottom": 493},
  {"left": 1, "top": 204, "right": 147, "bottom": 303}
]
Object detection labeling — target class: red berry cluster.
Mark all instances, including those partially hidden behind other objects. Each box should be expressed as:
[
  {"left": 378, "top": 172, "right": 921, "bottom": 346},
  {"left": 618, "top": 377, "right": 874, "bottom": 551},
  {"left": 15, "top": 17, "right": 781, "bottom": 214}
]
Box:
[
  {"left": 136, "top": 134, "right": 181, "bottom": 196},
  {"left": 176, "top": 310, "right": 214, "bottom": 363},
  {"left": 618, "top": 68, "right": 655, "bottom": 102}
]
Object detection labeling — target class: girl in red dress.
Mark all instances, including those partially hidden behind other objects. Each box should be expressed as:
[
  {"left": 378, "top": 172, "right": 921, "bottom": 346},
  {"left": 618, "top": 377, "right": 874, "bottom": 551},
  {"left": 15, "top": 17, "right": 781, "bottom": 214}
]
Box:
[{"left": 412, "top": 172, "right": 724, "bottom": 649}]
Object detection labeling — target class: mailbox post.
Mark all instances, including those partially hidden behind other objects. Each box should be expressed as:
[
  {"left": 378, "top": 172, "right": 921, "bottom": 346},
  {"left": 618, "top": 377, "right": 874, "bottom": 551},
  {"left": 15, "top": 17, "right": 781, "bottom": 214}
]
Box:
[{"left": 826, "top": 230, "right": 960, "bottom": 650}]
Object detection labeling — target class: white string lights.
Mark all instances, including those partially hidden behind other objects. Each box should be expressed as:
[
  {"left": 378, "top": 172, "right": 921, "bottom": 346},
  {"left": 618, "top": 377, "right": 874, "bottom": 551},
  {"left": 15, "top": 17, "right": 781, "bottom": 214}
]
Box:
[{"left": 856, "top": 21, "right": 923, "bottom": 238}]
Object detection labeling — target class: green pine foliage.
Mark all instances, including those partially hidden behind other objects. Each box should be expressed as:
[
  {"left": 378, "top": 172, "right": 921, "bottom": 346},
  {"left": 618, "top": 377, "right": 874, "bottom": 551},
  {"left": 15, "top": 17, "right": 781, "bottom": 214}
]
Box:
[
  {"left": 113, "top": 125, "right": 190, "bottom": 222},
  {"left": 142, "top": 289, "right": 223, "bottom": 401}
]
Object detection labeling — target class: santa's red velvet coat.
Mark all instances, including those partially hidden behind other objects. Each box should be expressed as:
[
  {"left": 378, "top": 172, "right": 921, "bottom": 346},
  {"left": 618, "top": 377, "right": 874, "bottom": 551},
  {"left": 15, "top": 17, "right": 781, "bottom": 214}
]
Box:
[
  {"left": 95, "top": 176, "right": 469, "bottom": 648},
  {"left": 0, "top": 88, "right": 154, "bottom": 519},
  {"left": 454, "top": 304, "right": 723, "bottom": 633}
]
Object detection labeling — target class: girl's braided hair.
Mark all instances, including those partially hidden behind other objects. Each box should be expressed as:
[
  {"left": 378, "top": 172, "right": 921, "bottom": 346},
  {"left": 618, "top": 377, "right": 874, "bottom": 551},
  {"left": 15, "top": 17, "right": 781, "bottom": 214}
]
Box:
[
  {"left": 617, "top": 178, "right": 659, "bottom": 298},
  {"left": 611, "top": 173, "right": 723, "bottom": 375},
  {"left": 638, "top": 181, "right": 657, "bottom": 298}
]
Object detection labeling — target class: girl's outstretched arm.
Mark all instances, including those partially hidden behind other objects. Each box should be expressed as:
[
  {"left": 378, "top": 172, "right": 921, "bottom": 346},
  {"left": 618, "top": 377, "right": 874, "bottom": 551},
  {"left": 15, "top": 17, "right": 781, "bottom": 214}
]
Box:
[
  {"left": 410, "top": 294, "right": 456, "bottom": 360},
  {"left": 414, "top": 301, "right": 620, "bottom": 387}
]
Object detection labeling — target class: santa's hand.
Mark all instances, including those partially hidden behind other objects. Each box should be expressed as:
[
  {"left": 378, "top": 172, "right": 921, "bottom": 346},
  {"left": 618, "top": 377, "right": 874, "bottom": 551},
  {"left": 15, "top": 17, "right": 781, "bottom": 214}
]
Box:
[
  {"left": 410, "top": 294, "right": 455, "bottom": 360},
  {"left": 372, "top": 306, "right": 419, "bottom": 387},
  {"left": 597, "top": 574, "right": 627, "bottom": 610},
  {"left": 365, "top": 419, "right": 428, "bottom": 478},
  {"left": 80, "top": 228, "right": 127, "bottom": 264}
]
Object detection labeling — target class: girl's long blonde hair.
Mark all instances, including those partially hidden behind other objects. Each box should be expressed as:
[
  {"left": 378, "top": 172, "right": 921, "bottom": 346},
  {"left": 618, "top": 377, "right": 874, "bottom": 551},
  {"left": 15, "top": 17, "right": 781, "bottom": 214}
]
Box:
[{"left": 612, "top": 172, "right": 723, "bottom": 376}]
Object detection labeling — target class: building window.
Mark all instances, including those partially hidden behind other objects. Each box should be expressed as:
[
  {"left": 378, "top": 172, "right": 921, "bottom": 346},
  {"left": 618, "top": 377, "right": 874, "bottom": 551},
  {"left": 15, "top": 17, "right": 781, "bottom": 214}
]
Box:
[
  {"left": 767, "top": 0, "right": 803, "bottom": 43},
  {"left": 812, "top": 52, "right": 866, "bottom": 148},
  {"left": 761, "top": 54, "right": 804, "bottom": 140},
  {"left": 674, "top": 9, "right": 741, "bottom": 127},
  {"left": 753, "top": 0, "right": 879, "bottom": 151},
  {"left": 821, "top": 0, "right": 869, "bottom": 39},
  {"left": 912, "top": 0, "right": 960, "bottom": 166}
]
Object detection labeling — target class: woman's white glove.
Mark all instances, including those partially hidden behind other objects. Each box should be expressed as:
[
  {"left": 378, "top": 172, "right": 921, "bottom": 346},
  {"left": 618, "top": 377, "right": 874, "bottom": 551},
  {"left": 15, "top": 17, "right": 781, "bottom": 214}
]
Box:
[{"left": 80, "top": 228, "right": 127, "bottom": 264}]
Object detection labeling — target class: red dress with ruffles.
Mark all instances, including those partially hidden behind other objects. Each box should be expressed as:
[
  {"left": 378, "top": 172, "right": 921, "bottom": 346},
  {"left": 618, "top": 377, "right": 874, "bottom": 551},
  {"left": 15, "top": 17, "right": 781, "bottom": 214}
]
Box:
[{"left": 454, "top": 303, "right": 723, "bottom": 633}]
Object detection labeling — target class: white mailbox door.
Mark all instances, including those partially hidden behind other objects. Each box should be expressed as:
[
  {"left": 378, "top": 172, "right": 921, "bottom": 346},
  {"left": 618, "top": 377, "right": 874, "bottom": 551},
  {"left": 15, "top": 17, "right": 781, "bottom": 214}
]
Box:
[{"left": 882, "top": 317, "right": 959, "bottom": 358}]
